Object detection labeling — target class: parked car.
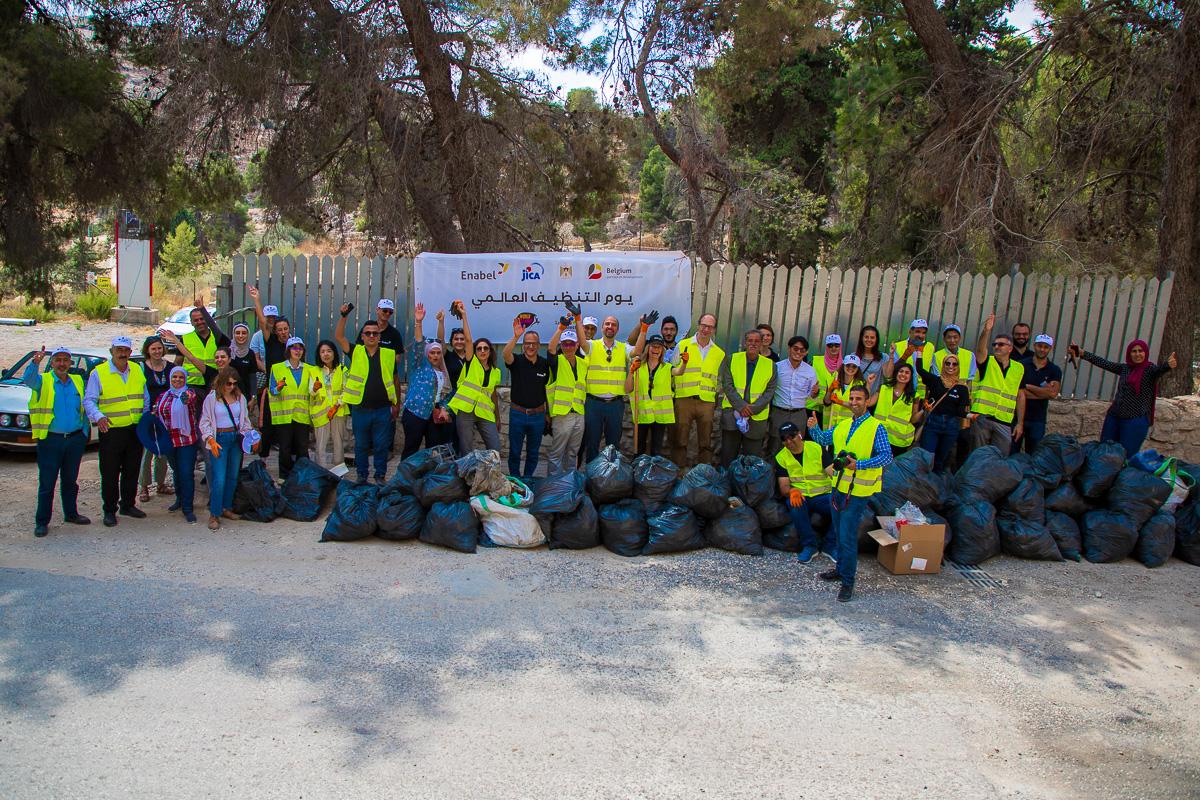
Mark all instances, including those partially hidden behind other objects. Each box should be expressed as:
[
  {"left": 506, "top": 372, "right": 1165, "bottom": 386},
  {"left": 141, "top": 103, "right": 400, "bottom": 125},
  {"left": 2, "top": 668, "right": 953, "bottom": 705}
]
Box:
[
  {"left": 159, "top": 306, "right": 216, "bottom": 339},
  {"left": 0, "top": 348, "right": 144, "bottom": 451}
]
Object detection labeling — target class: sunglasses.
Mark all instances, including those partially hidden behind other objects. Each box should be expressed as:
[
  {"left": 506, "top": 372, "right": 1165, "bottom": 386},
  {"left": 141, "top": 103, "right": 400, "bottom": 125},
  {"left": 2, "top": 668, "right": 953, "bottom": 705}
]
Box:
[
  {"left": 561, "top": 341, "right": 577, "bottom": 347},
  {"left": 226, "top": 379, "right": 239, "bottom": 386},
  {"left": 993, "top": 341, "right": 1010, "bottom": 348},
  {"left": 378, "top": 309, "right": 394, "bottom": 316},
  {"left": 476, "top": 345, "right": 491, "bottom": 352},
  {"left": 362, "top": 331, "right": 380, "bottom": 337},
  {"left": 943, "top": 359, "right": 959, "bottom": 366}
]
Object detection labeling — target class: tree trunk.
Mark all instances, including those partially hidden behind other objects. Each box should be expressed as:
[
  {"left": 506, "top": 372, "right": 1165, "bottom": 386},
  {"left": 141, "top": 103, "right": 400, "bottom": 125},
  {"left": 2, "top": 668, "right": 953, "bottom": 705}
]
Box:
[{"left": 1155, "top": 0, "right": 1199, "bottom": 396}]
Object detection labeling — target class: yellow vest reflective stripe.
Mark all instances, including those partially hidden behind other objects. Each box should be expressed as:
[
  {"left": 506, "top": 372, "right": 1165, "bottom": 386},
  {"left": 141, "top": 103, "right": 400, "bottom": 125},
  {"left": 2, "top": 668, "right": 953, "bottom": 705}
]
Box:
[
  {"left": 448, "top": 358, "right": 500, "bottom": 422},
  {"left": 971, "top": 357, "right": 1024, "bottom": 423},
  {"left": 721, "top": 353, "right": 772, "bottom": 421},
  {"left": 28, "top": 373, "right": 85, "bottom": 440},
  {"left": 181, "top": 331, "right": 219, "bottom": 386},
  {"left": 827, "top": 382, "right": 866, "bottom": 428},
  {"left": 549, "top": 354, "right": 587, "bottom": 417},
  {"left": 674, "top": 337, "right": 724, "bottom": 402},
  {"left": 634, "top": 362, "right": 675, "bottom": 424},
  {"left": 875, "top": 388, "right": 916, "bottom": 447},
  {"left": 891, "top": 340, "right": 934, "bottom": 398},
  {"left": 310, "top": 365, "right": 349, "bottom": 428},
  {"left": 342, "top": 346, "right": 398, "bottom": 406},
  {"left": 808, "top": 357, "right": 836, "bottom": 413},
  {"left": 95, "top": 362, "right": 146, "bottom": 427},
  {"left": 933, "top": 348, "right": 975, "bottom": 383},
  {"left": 775, "top": 440, "right": 832, "bottom": 497},
  {"left": 270, "top": 362, "right": 318, "bottom": 425},
  {"left": 584, "top": 339, "right": 628, "bottom": 396},
  {"left": 831, "top": 416, "right": 884, "bottom": 497}
]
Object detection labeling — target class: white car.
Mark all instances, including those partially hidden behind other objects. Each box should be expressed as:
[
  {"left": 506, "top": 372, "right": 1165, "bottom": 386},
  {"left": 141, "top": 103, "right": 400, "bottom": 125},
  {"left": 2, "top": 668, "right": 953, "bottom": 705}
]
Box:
[
  {"left": 159, "top": 306, "right": 217, "bottom": 338},
  {"left": 0, "top": 348, "right": 144, "bottom": 451}
]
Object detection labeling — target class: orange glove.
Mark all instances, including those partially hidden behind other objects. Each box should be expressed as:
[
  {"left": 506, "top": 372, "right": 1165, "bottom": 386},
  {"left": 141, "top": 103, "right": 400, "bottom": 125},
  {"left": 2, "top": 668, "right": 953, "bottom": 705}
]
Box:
[
  {"left": 923, "top": 399, "right": 934, "bottom": 411},
  {"left": 680, "top": 350, "right": 690, "bottom": 364},
  {"left": 326, "top": 405, "right": 338, "bottom": 420},
  {"left": 829, "top": 377, "right": 840, "bottom": 392},
  {"left": 206, "top": 438, "right": 221, "bottom": 458},
  {"left": 275, "top": 378, "right": 286, "bottom": 392},
  {"left": 629, "top": 357, "right": 641, "bottom": 375},
  {"left": 789, "top": 489, "right": 804, "bottom": 508},
  {"left": 312, "top": 378, "right": 322, "bottom": 392}
]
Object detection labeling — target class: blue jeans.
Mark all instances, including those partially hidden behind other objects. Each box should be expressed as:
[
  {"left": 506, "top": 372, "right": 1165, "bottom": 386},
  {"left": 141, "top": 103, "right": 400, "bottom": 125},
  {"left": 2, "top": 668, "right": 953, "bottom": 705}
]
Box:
[
  {"left": 920, "top": 413, "right": 960, "bottom": 472},
  {"left": 168, "top": 444, "right": 198, "bottom": 515},
  {"left": 789, "top": 492, "right": 835, "bottom": 554},
  {"left": 207, "top": 431, "right": 243, "bottom": 517},
  {"left": 35, "top": 430, "right": 86, "bottom": 526},
  {"left": 1101, "top": 411, "right": 1150, "bottom": 458},
  {"left": 508, "top": 410, "right": 545, "bottom": 477},
  {"left": 1020, "top": 420, "right": 1047, "bottom": 454},
  {"left": 831, "top": 491, "right": 871, "bottom": 587},
  {"left": 351, "top": 405, "right": 393, "bottom": 480},
  {"left": 584, "top": 396, "right": 624, "bottom": 462}
]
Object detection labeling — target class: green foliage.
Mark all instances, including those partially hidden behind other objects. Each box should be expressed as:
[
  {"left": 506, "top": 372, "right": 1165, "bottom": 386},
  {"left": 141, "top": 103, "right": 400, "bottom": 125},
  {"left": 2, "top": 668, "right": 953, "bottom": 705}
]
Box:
[
  {"left": 2, "top": 300, "right": 56, "bottom": 324},
  {"left": 731, "top": 163, "right": 828, "bottom": 265},
  {"left": 638, "top": 147, "right": 676, "bottom": 224},
  {"left": 239, "top": 222, "right": 308, "bottom": 253},
  {"left": 73, "top": 288, "right": 117, "bottom": 321},
  {"left": 158, "top": 221, "right": 204, "bottom": 276}
]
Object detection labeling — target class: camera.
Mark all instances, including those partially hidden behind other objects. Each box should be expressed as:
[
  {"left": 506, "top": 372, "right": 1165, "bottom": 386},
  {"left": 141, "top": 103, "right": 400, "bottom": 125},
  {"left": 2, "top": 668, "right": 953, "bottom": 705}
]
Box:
[{"left": 831, "top": 450, "right": 853, "bottom": 472}]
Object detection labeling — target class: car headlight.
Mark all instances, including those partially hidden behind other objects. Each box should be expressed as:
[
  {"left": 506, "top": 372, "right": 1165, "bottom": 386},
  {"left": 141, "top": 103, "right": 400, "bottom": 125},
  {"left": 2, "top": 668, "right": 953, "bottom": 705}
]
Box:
[
  {"left": 0, "top": 414, "right": 10, "bottom": 427},
  {"left": 16, "top": 415, "right": 29, "bottom": 428}
]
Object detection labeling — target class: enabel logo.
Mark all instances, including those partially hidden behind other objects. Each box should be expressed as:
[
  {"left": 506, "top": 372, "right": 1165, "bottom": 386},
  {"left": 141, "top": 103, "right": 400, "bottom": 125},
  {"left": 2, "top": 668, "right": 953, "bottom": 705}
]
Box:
[
  {"left": 521, "top": 262, "right": 544, "bottom": 282},
  {"left": 498, "top": 262, "right": 512, "bottom": 274},
  {"left": 588, "top": 264, "right": 603, "bottom": 280}
]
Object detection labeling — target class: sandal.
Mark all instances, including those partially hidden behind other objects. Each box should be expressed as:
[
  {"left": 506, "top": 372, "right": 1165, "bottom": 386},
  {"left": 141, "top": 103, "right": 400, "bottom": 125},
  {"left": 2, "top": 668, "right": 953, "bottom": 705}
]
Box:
[
  {"left": 208, "top": 516, "right": 221, "bottom": 531},
  {"left": 138, "top": 487, "right": 151, "bottom": 503},
  {"left": 157, "top": 484, "right": 175, "bottom": 496}
]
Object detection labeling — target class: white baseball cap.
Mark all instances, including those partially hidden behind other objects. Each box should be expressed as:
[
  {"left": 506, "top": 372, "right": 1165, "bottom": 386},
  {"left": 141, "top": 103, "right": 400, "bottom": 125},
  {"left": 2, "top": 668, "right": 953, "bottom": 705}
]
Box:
[
  {"left": 909, "top": 318, "right": 929, "bottom": 330},
  {"left": 111, "top": 336, "right": 133, "bottom": 349},
  {"left": 824, "top": 334, "right": 842, "bottom": 346},
  {"left": 582, "top": 316, "right": 599, "bottom": 328},
  {"left": 51, "top": 347, "right": 71, "bottom": 357},
  {"left": 263, "top": 304, "right": 279, "bottom": 317},
  {"left": 843, "top": 353, "right": 863, "bottom": 368},
  {"left": 943, "top": 324, "right": 962, "bottom": 334},
  {"left": 561, "top": 329, "right": 579, "bottom": 343},
  {"left": 377, "top": 298, "right": 395, "bottom": 311},
  {"left": 285, "top": 336, "right": 305, "bottom": 349},
  {"left": 1034, "top": 334, "right": 1054, "bottom": 347}
]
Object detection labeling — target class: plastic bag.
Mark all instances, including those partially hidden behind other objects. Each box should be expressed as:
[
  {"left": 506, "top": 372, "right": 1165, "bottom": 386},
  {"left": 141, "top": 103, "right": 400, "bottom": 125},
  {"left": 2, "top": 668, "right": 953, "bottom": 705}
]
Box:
[
  {"left": 896, "top": 501, "right": 928, "bottom": 525},
  {"left": 954, "top": 446, "right": 1023, "bottom": 505},
  {"left": 1028, "top": 434, "right": 1086, "bottom": 490},
  {"left": 419, "top": 500, "right": 480, "bottom": 553},
  {"left": 704, "top": 504, "right": 763, "bottom": 556},
  {"left": 1076, "top": 441, "right": 1126, "bottom": 499},
  {"left": 233, "top": 459, "right": 286, "bottom": 522},
  {"left": 1007, "top": 451, "right": 1033, "bottom": 472},
  {"left": 585, "top": 445, "right": 634, "bottom": 504},
  {"left": 418, "top": 461, "right": 470, "bottom": 508},
  {"left": 643, "top": 504, "right": 706, "bottom": 554},
  {"left": 1150, "top": 457, "right": 1195, "bottom": 513},
  {"left": 320, "top": 480, "right": 380, "bottom": 542},
  {"left": 876, "top": 449, "right": 942, "bottom": 512},
  {"left": 632, "top": 455, "right": 679, "bottom": 511},
  {"left": 1174, "top": 501, "right": 1200, "bottom": 565},
  {"left": 530, "top": 470, "right": 587, "bottom": 542},
  {"left": 376, "top": 491, "right": 426, "bottom": 541},
  {"left": 455, "top": 449, "right": 514, "bottom": 498},
  {"left": 997, "top": 512, "right": 1063, "bottom": 561},
  {"left": 999, "top": 479, "right": 1045, "bottom": 523},
  {"left": 727, "top": 455, "right": 775, "bottom": 508},
  {"left": 945, "top": 500, "right": 1000, "bottom": 565},
  {"left": 280, "top": 457, "right": 339, "bottom": 521},
  {"left": 550, "top": 495, "right": 600, "bottom": 550},
  {"left": 1104, "top": 466, "right": 1171, "bottom": 527},
  {"left": 388, "top": 446, "right": 453, "bottom": 495},
  {"left": 923, "top": 509, "right": 952, "bottom": 547},
  {"left": 1134, "top": 512, "right": 1176, "bottom": 568},
  {"left": 471, "top": 494, "right": 544, "bottom": 548},
  {"left": 1045, "top": 511, "right": 1082, "bottom": 562},
  {"left": 669, "top": 464, "right": 732, "bottom": 519},
  {"left": 1045, "top": 483, "right": 1092, "bottom": 518},
  {"left": 598, "top": 498, "right": 649, "bottom": 557},
  {"left": 754, "top": 497, "right": 793, "bottom": 531},
  {"left": 1080, "top": 509, "right": 1138, "bottom": 563}
]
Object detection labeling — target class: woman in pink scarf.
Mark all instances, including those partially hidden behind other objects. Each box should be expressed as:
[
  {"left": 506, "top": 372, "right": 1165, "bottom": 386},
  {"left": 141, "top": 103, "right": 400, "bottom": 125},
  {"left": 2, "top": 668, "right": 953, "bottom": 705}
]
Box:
[{"left": 1068, "top": 339, "right": 1177, "bottom": 457}]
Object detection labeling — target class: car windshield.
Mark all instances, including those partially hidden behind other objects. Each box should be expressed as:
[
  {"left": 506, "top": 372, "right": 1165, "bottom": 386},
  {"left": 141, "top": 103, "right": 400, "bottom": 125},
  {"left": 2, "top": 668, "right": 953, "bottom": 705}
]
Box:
[{"left": 168, "top": 309, "right": 192, "bottom": 323}]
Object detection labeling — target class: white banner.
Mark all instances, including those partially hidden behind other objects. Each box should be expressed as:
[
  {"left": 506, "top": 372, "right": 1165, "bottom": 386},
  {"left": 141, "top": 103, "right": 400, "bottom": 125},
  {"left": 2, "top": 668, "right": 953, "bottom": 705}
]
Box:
[{"left": 413, "top": 251, "right": 692, "bottom": 345}]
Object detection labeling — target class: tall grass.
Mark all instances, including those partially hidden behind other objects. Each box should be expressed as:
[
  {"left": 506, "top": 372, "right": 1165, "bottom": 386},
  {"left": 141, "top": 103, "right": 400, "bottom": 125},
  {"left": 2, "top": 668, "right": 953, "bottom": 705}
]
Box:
[{"left": 74, "top": 288, "right": 117, "bottom": 321}]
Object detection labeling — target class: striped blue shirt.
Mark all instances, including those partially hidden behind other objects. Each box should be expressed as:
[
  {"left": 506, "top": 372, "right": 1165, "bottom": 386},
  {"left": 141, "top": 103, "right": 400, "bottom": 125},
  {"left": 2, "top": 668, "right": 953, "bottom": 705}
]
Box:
[{"left": 810, "top": 413, "right": 894, "bottom": 470}]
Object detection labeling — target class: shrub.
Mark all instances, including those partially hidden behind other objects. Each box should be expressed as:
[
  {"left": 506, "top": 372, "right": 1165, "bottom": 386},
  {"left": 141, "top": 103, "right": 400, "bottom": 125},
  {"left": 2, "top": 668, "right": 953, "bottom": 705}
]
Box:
[
  {"left": 75, "top": 288, "right": 116, "bottom": 320},
  {"left": 5, "top": 301, "right": 56, "bottom": 324}
]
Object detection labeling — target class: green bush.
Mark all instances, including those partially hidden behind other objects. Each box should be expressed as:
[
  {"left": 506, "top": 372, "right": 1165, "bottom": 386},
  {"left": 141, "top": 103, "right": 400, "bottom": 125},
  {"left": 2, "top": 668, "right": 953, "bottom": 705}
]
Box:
[
  {"left": 5, "top": 301, "right": 56, "bottom": 324},
  {"left": 75, "top": 288, "right": 116, "bottom": 320}
]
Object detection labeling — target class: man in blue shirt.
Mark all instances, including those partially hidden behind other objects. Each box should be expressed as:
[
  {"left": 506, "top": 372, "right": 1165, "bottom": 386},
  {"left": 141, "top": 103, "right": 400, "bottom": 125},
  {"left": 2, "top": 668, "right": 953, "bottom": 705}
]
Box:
[{"left": 24, "top": 347, "right": 91, "bottom": 537}]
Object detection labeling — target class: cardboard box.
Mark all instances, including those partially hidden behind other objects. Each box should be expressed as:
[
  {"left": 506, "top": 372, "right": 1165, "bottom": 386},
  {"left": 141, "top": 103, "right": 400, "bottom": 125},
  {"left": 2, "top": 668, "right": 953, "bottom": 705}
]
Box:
[{"left": 868, "top": 516, "right": 945, "bottom": 575}]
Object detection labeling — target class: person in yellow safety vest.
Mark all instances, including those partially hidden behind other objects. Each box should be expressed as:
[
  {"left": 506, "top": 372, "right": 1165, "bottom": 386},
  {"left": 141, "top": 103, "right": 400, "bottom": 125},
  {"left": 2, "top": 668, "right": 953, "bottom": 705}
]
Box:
[
  {"left": 309, "top": 340, "right": 349, "bottom": 471},
  {"left": 24, "top": 346, "right": 91, "bottom": 537},
  {"left": 268, "top": 337, "right": 322, "bottom": 480},
  {"left": 580, "top": 310, "right": 648, "bottom": 461},
  {"left": 669, "top": 312, "right": 723, "bottom": 467},
  {"left": 84, "top": 335, "right": 150, "bottom": 528},
  {"left": 546, "top": 322, "right": 589, "bottom": 474},
  {"left": 874, "top": 361, "right": 920, "bottom": 453},
  {"left": 823, "top": 354, "right": 872, "bottom": 428},
  {"left": 773, "top": 421, "right": 835, "bottom": 564},
  {"left": 970, "top": 312, "right": 1026, "bottom": 456},
  {"left": 891, "top": 318, "right": 935, "bottom": 399},
  {"left": 806, "top": 384, "right": 894, "bottom": 603},
  {"left": 718, "top": 329, "right": 778, "bottom": 466},
  {"left": 177, "top": 305, "right": 230, "bottom": 401},
  {"left": 444, "top": 301, "right": 502, "bottom": 455},
  {"left": 808, "top": 333, "right": 843, "bottom": 426},
  {"left": 335, "top": 304, "right": 402, "bottom": 484},
  {"left": 624, "top": 334, "right": 675, "bottom": 457},
  {"left": 933, "top": 324, "right": 978, "bottom": 382}
]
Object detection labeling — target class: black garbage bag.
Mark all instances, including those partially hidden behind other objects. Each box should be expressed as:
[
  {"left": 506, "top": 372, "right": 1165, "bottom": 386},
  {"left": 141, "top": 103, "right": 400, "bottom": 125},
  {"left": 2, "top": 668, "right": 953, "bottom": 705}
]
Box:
[
  {"left": 1076, "top": 441, "right": 1126, "bottom": 499},
  {"left": 598, "top": 498, "right": 649, "bottom": 557},
  {"left": 1134, "top": 512, "right": 1176, "bottom": 568},
  {"left": 997, "top": 512, "right": 1063, "bottom": 561},
  {"left": 1174, "top": 501, "right": 1200, "bottom": 565},
  {"left": 320, "top": 480, "right": 380, "bottom": 542},
  {"left": 754, "top": 497, "right": 793, "bottom": 531},
  {"left": 954, "top": 446, "right": 1022, "bottom": 504},
  {"left": 1007, "top": 451, "right": 1033, "bottom": 472},
  {"left": 233, "top": 459, "right": 286, "bottom": 522},
  {"left": 550, "top": 495, "right": 600, "bottom": 550},
  {"left": 855, "top": 508, "right": 882, "bottom": 553},
  {"left": 1045, "top": 511, "right": 1082, "bottom": 561},
  {"left": 632, "top": 455, "right": 679, "bottom": 511},
  {"left": 377, "top": 491, "right": 426, "bottom": 541},
  {"left": 1045, "top": 483, "right": 1092, "bottom": 518},
  {"left": 417, "top": 462, "right": 470, "bottom": 508},
  {"left": 280, "top": 457, "right": 339, "bottom": 522},
  {"left": 585, "top": 445, "right": 634, "bottom": 504},
  {"left": 1080, "top": 509, "right": 1138, "bottom": 563},
  {"left": 388, "top": 447, "right": 449, "bottom": 495},
  {"left": 643, "top": 504, "right": 706, "bottom": 554},
  {"left": 875, "top": 449, "right": 942, "bottom": 512},
  {"left": 704, "top": 503, "right": 763, "bottom": 555},
  {"left": 530, "top": 470, "right": 587, "bottom": 541},
  {"left": 945, "top": 501, "right": 1000, "bottom": 565},
  {"left": 929, "top": 470, "right": 956, "bottom": 510},
  {"left": 419, "top": 500, "right": 479, "bottom": 553},
  {"left": 1029, "top": 434, "right": 1086, "bottom": 489},
  {"left": 728, "top": 455, "right": 775, "bottom": 508},
  {"left": 1000, "top": 479, "right": 1045, "bottom": 523},
  {"left": 669, "top": 464, "right": 732, "bottom": 519},
  {"left": 1105, "top": 467, "right": 1171, "bottom": 527},
  {"left": 919, "top": 509, "right": 953, "bottom": 547},
  {"left": 763, "top": 525, "right": 800, "bottom": 552}
]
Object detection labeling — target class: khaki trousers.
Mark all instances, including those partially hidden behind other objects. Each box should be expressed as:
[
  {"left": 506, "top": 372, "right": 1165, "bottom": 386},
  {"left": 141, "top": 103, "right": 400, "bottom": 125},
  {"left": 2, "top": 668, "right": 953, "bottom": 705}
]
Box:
[{"left": 671, "top": 396, "right": 716, "bottom": 468}]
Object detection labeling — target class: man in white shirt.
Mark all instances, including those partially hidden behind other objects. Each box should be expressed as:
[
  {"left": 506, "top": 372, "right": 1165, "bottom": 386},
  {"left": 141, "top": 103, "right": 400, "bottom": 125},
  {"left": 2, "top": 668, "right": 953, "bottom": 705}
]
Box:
[{"left": 766, "top": 335, "right": 819, "bottom": 456}]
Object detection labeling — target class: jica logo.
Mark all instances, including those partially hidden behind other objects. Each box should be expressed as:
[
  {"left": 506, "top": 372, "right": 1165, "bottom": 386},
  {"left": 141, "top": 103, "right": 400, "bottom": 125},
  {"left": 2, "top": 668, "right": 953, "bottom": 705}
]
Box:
[{"left": 521, "top": 262, "right": 544, "bottom": 282}]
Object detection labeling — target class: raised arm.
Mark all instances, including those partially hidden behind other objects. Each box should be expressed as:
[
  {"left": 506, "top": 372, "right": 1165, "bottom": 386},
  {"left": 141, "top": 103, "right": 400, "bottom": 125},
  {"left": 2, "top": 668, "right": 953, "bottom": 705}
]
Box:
[
  {"left": 335, "top": 304, "right": 352, "bottom": 353},
  {"left": 457, "top": 301, "right": 473, "bottom": 354},
  {"left": 976, "top": 313, "right": 995, "bottom": 369},
  {"left": 247, "top": 286, "right": 268, "bottom": 336},
  {"left": 199, "top": 304, "right": 229, "bottom": 346},
  {"left": 160, "top": 329, "right": 206, "bottom": 373},
  {"left": 435, "top": 308, "right": 446, "bottom": 343},
  {"left": 502, "top": 317, "right": 521, "bottom": 366}
]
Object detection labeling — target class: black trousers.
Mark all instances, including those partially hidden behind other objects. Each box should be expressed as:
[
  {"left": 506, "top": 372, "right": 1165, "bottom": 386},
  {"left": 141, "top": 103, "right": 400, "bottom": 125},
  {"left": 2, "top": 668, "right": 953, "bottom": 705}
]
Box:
[
  {"left": 258, "top": 389, "right": 275, "bottom": 460},
  {"left": 274, "top": 421, "right": 311, "bottom": 479},
  {"left": 98, "top": 425, "right": 144, "bottom": 514},
  {"left": 636, "top": 423, "right": 669, "bottom": 457}
]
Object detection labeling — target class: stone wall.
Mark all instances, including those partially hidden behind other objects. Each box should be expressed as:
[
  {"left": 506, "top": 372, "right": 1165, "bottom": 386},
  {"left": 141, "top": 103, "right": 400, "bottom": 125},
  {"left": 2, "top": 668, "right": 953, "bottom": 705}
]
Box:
[{"left": 1046, "top": 396, "right": 1200, "bottom": 462}]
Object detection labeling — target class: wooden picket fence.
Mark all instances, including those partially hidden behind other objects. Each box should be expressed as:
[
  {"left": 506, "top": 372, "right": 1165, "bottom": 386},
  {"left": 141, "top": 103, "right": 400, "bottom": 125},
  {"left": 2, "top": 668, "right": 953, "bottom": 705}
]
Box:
[{"left": 222, "top": 254, "right": 1175, "bottom": 401}]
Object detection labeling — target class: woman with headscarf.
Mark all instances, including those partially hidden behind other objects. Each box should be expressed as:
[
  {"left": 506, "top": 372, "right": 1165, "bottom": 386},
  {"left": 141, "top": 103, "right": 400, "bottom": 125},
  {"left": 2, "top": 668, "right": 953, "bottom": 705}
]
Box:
[
  {"left": 228, "top": 322, "right": 259, "bottom": 401},
  {"left": 891, "top": 344, "right": 972, "bottom": 472},
  {"left": 154, "top": 367, "right": 201, "bottom": 523},
  {"left": 401, "top": 303, "right": 456, "bottom": 459},
  {"left": 807, "top": 333, "right": 843, "bottom": 426},
  {"left": 139, "top": 335, "right": 172, "bottom": 501},
  {"left": 1068, "top": 340, "right": 1177, "bottom": 457}
]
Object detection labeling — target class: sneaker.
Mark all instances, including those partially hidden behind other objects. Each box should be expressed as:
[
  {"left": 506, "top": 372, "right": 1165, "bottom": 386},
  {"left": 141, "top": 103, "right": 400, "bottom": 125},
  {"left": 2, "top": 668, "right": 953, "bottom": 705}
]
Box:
[
  {"left": 837, "top": 584, "right": 854, "bottom": 603},
  {"left": 34, "top": 525, "right": 48, "bottom": 538},
  {"left": 167, "top": 501, "right": 182, "bottom": 513},
  {"left": 818, "top": 568, "right": 842, "bottom": 582},
  {"left": 121, "top": 507, "right": 147, "bottom": 519},
  {"left": 796, "top": 546, "right": 818, "bottom": 564},
  {"left": 184, "top": 513, "right": 197, "bottom": 524}
]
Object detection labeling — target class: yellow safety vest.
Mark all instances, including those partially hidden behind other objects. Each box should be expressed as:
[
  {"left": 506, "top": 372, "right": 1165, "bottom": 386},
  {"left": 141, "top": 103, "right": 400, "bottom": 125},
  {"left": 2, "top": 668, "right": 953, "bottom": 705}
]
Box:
[
  {"left": 585, "top": 339, "right": 628, "bottom": 397},
  {"left": 310, "top": 365, "right": 349, "bottom": 428},
  {"left": 971, "top": 356, "right": 1024, "bottom": 424},
  {"left": 270, "top": 362, "right": 319, "bottom": 425},
  {"left": 634, "top": 361, "right": 675, "bottom": 424},
  {"left": 933, "top": 348, "right": 976, "bottom": 382},
  {"left": 95, "top": 362, "right": 146, "bottom": 428},
  {"left": 775, "top": 441, "right": 832, "bottom": 497},
  {"left": 181, "top": 331, "right": 219, "bottom": 386},
  {"left": 549, "top": 354, "right": 587, "bottom": 417},
  {"left": 826, "top": 381, "right": 865, "bottom": 428},
  {"left": 342, "top": 346, "right": 398, "bottom": 406},
  {"left": 831, "top": 416, "right": 884, "bottom": 497},
  {"left": 448, "top": 357, "right": 500, "bottom": 422},
  {"left": 674, "top": 337, "right": 724, "bottom": 402},
  {"left": 892, "top": 340, "right": 934, "bottom": 398},
  {"left": 808, "top": 356, "right": 837, "bottom": 417},
  {"left": 876, "top": 387, "right": 916, "bottom": 447},
  {"left": 28, "top": 373, "right": 85, "bottom": 440},
  {"left": 721, "top": 353, "right": 772, "bottom": 421}
]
